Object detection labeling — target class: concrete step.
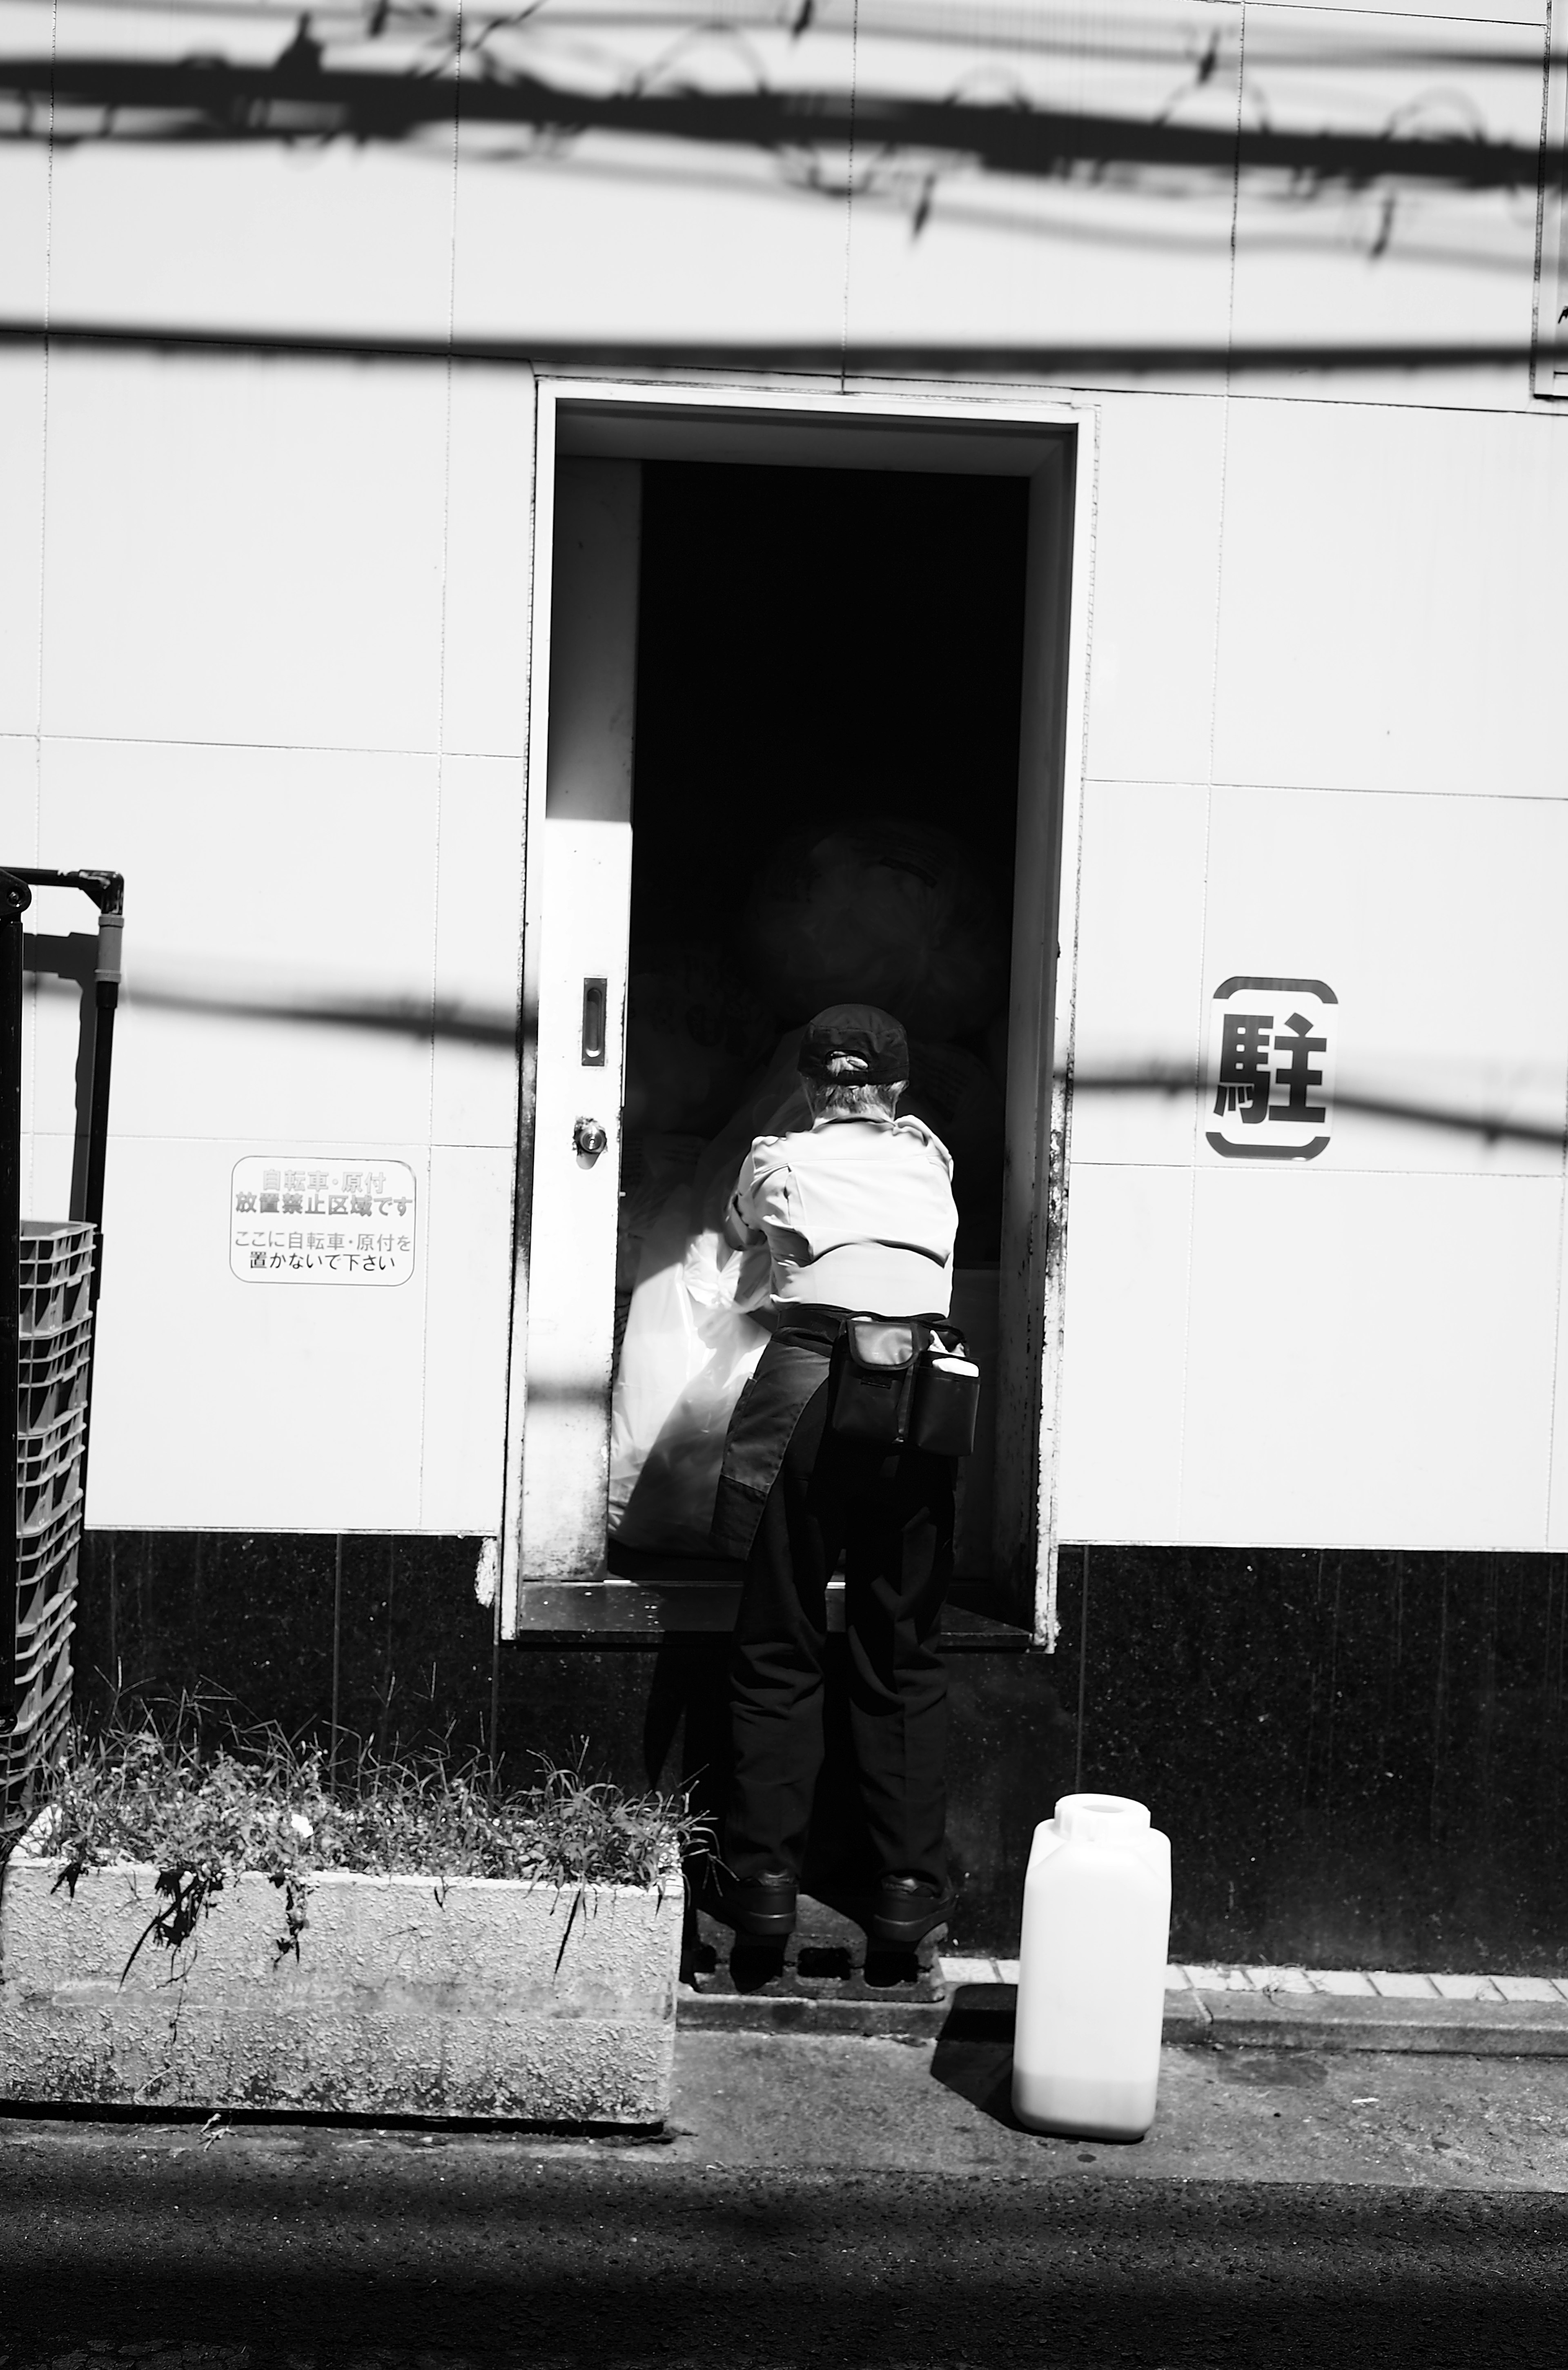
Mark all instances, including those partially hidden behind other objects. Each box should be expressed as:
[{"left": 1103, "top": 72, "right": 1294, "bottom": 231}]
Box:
[
  {"left": 679, "top": 1955, "right": 1568, "bottom": 2051},
  {"left": 680, "top": 1888, "right": 948, "bottom": 2032}
]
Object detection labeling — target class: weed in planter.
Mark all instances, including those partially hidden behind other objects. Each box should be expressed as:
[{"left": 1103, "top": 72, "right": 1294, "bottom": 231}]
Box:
[{"left": 31, "top": 1706, "right": 706, "bottom": 1981}]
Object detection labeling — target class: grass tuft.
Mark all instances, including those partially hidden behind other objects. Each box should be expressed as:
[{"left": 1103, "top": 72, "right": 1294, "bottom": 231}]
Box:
[{"left": 27, "top": 1702, "right": 704, "bottom": 1973}]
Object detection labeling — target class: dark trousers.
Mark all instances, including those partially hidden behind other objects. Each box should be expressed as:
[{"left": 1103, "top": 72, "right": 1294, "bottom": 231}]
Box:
[{"left": 725, "top": 1380, "right": 955, "bottom": 1891}]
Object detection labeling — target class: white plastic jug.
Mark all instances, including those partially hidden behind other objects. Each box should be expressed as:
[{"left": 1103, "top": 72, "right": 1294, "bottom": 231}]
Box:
[{"left": 1011, "top": 1793, "right": 1172, "bottom": 2141}]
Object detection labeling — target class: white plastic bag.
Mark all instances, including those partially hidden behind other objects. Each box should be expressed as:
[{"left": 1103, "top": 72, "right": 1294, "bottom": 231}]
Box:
[
  {"left": 608, "top": 1035, "right": 809, "bottom": 1555},
  {"left": 608, "top": 1204, "right": 771, "bottom": 1554}
]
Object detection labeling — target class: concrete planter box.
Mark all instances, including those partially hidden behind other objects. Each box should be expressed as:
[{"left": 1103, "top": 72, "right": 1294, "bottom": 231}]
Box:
[{"left": 0, "top": 1822, "right": 682, "bottom": 2124}]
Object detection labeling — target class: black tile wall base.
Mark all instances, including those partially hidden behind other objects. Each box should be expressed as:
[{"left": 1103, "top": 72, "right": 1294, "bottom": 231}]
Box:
[
  {"left": 74, "top": 1532, "right": 490, "bottom": 1763},
  {"left": 1065, "top": 1544, "right": 1568, "bottom": 1979},
  {"left": 67, "top": 1533, "right": 1568, "bottom": 1973},
  {"left": 67, "top": 1531, "right": 1071, "bottom": 1954}
]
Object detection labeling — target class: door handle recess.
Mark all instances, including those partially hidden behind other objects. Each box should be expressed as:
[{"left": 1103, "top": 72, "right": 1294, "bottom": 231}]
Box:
[{"left": 581, "top": 977, "right": 607, "bottom": 1067}]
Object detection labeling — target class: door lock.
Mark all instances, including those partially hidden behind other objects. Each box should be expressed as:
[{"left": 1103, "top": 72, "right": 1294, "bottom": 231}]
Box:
[{"left": 573, "top": 1116, "right": 608, "bottom": 1159}]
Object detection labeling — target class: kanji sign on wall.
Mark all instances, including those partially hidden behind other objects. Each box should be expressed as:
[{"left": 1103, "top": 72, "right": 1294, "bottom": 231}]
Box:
[
  {"left": 229, "top": 1157, "right": 418, "bottom": 1283},
  {"left": 1205, "top": 977, "right": 1336, "bottom": 1162}
]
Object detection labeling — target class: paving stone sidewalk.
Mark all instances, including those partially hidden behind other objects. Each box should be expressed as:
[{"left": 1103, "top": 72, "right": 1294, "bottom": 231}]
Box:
[
  {"left": 939, "top": 1958, "right": 1568, "bottom": 2055},
  {"left": 945, "top": 1957, "right": 1568, "bottom": 2009}
]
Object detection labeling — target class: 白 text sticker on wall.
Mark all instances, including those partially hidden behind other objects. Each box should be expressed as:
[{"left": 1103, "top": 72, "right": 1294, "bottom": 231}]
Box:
[
  {"left": 230, "top": 1158, "right": 418, "bottom": 1284},
  {"left": 1205, "top": 977, "right": 1337, "bottom": 1162}
]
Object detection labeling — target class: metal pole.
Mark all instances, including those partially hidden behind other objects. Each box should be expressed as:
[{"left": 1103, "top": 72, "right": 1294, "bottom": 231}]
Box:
[
  {"left": 84, "top": 900, "right": 122, "bottom": 1243},
  {"left": 8, "top": 869, "right": 125, "bottom": 1507},
  {"left": 330, "top": 1535, "right": 343, "bottom": 1784},
  {"left": 1, "top": 868, "right": 34, "bottom": 1739},
  {"left": 76, "top": 891, "right": 122, "bottom": 1503}
]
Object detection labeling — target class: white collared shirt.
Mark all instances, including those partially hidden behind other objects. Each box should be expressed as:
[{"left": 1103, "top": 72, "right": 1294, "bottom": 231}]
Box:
[{"left": 728, "top": 1114, "right": 958, "bottom": 1316}]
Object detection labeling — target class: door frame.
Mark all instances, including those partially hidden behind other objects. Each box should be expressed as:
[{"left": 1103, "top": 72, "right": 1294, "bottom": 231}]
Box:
[{"left": 500, "top": 375, "right": 1097, "bottom": 1649}]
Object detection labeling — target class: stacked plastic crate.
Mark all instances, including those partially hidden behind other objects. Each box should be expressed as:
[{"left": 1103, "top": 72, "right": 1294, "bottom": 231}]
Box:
[{"left": 4, "top": 1219, "right": 94, "bottom": 1821}]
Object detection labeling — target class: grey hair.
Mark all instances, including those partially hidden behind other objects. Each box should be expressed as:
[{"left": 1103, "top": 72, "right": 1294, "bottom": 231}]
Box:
[{"left": 803, "top": 1076, "right": 906, "bottom": 1120}]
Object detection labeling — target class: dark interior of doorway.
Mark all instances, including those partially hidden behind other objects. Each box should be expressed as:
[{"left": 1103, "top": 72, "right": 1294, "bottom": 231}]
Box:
[
  {"left": 612, "top": 459, "right": 1029, "bottom": 1581},
  {"left": 624, "top": 460, "right": 1029, "bottom": 1256}
]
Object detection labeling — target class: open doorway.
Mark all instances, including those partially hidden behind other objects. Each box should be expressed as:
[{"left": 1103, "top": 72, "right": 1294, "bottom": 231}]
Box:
[
  {"left": 506, "top": 387, "right": 1084, "bottom": 1642},
  {"left": 610, "top": 462, "right": 1028, "bottom": 1582}
]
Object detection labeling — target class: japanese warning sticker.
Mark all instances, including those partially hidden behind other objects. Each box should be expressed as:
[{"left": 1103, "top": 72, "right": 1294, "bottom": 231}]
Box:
[
  {"left": 229, "top": 1157, "right": 418, "bottom": 1284},
  {"left": 1205, "top": 977, "right": 1336, "bottom": 1162}
]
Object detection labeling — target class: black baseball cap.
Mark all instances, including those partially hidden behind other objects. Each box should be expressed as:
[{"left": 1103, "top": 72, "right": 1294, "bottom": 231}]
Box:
[{"left": 798, "top": 1004, "right": 909, "bottom": 1085}]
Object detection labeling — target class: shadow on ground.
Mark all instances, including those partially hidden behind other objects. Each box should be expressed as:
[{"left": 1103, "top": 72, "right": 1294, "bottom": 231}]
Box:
[{"left": 2, "top": 2143, "right": 1566, "bottom": 2366}]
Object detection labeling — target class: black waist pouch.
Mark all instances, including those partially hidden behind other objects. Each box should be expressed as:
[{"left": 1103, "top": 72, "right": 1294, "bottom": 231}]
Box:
[
  {"left": 912, "top": 1345, "right": 982, "bottom": 1458},
  {"left": 830, "top": 1317, "right": 981, "bottom": 1457}
]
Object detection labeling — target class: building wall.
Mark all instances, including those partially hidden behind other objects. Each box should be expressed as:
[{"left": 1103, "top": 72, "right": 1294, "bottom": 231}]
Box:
[
  {"left": 4, "top": 0, "right": 1562, "bottom": 1564},
  {"left": 1058, "top": 395, "right": 1568, "bottom": 1552},
  {"left": 8, "top": 0, "right": 1567, "bottom": 1965},
  {"left": 9, "top": 349, "right": 532, "bottom": 1532}
]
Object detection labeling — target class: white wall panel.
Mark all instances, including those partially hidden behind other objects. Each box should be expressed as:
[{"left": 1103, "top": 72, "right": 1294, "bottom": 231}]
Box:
[
  {"left": 1178, "top": 1167, "right": 1561, "bottom": 1549},
  {"left": 26, "top": 738, "right": 525, "bottom": 1533},
  {"left": 15, "top": 336, "right": 532, "bottom": 1537},
  {"left": 1062, "top": 768, "right": 1568, "bottom": 1549},
  {"left": 0, "top": 352, "right": 47, "bottom": 737},
  {"left": 36, "top": 735, "right": 442, "bottom": 1147},
  {"left": 45, "top": 140, "right": 460, "bottom": 341},
  {"left": 844, "top": 1, "right": 1240, "bottom": 379},
  {"left": 19, "top": 1133, "right": 73, "bottom": 1230},
  {"left": 1211, "top": 401, "right": 1568, "bottom": 799},
  {"left": 430, "top": 755, "right": 526, "bottom": 1151},
  {"left": 1070, "top": 778, "right": 1209, "bottom": 1168},
  {"left": 38, "top": 350, "right": 451, "bottom": 751},
  {"left": 416, "top": 1144, "right": 516, "bottom": 1533},
  {"left": 441, "top": 366, "right": 536, "bottom": 760},
  {"left": 1, "top": 736, "right": 36, "bottom": 869},
  {"left": 450, "top": 145, "right": 848, "bottom": 347},
  {"left": 1200, "top": 785, "right": 1568, "bottom": 1175},
  {"left": 1056, "top": 1163, "right": 1194, "bottom": 1543},
  {"left": 0, "top": 141, "right": 51, "bottom": 320},
  {"left": 83, "top": 1133, "right": 432, "bottom": 1533},
  {"left": 450, "top": 8, "right": 851, "bottom": 346},
  {"left": 1082, "top": 396, "right": 1228, "bottom": 785},
  {"left": 1246, "top": 2, "right": 1542, "bottom": 18},
  {"left": 1230, "top": 8, "right": 1541, "bottom": 411}
]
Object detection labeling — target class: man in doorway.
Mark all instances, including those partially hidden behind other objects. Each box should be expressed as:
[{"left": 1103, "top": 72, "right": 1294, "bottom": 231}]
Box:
[{"left": 708, "top": 1003, "right": 961, "bottom": 1949}]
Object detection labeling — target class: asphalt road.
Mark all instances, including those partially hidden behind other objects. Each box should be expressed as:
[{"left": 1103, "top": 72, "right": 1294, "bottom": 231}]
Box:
[
  {"left": 2, "top": 2149, "right": 1567, "bottom": 2367},
  {"left": 2, "top": 2034, "right": 1566, "bottom": 2367}
]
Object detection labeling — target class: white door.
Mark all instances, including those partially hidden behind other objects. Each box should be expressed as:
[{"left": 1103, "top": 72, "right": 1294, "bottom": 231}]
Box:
[
  {"left": 513, "top": 458, "right": 640, "bottom": 1583},
  {"left": 504, "top": 388, "right": 1090, "bottom": 1644}
]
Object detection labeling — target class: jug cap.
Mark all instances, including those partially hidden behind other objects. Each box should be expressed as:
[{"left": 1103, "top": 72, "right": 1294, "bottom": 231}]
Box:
[{"left": 1054, "top": 1793, "right": 1151, "bottom": 1844}]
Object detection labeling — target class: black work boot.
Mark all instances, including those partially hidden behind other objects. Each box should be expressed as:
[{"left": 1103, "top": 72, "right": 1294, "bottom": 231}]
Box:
[
  {"left": 864, "top": 1874, "right": 956, "bottom": 1947},
  {"left": 700, "top": 1867, "right": 799, "bottom": 1941}
]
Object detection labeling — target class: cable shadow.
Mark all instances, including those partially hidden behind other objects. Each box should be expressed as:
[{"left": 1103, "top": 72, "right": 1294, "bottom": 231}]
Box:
[
  {"left": 26, "top": 967, "right": 518, "bottom": 1048},
  {"left": 1070, "top": 1066, "right": 1568, "bottom": 1152},
  {"left": 30, "top": 967, "right": 1568, "bottom": 1157},
  {"left": 3, "top": 48, "right": 1559, "bottom": 204},
  {"left": 4, "top": 314, "right": 1563, "bottom": 380}
]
